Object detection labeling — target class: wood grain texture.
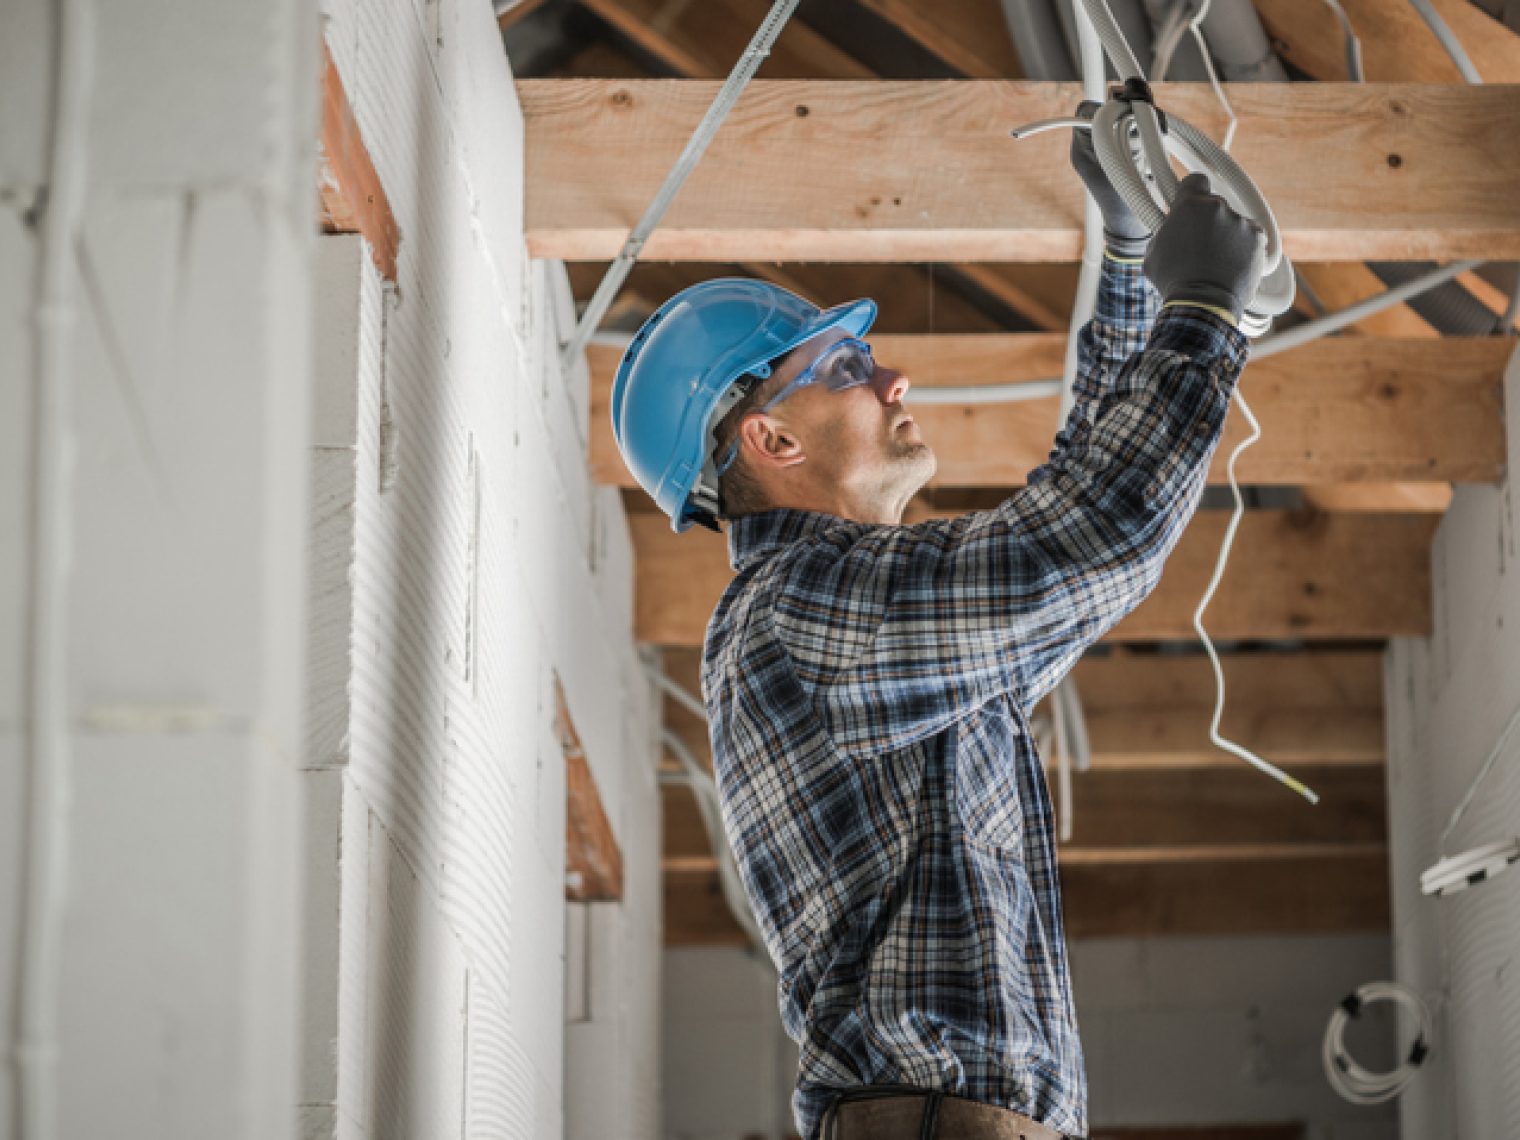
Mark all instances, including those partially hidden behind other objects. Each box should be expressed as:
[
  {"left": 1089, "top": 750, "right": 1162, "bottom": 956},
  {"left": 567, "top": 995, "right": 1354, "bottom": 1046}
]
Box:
[
  {"left": 665, "top": 847, "right": 1390, "bottom": 942},
  {"left": 559, "top": 680, "right": 624, "bottom": 901},
  {"left": 631, "top": 509, "right": 1437, "bottom": 646},
  {"left": 579, "top": 0, "right": 873, "bottom": 79},
  {"left": 589, "top": 334, "right": 1508, "bottom": 488},
  {"left": 1256, "top": 0, "right": 1520, "bottom": 82},
  {"left": 857, "top": 0, "right": 1022, "bottom": 78},
  {"left": 522, "top": 80, "right": 1520, "bottom": 261},
  {"left": 319, "top": 41, "right": 400, "bottom": 281}
]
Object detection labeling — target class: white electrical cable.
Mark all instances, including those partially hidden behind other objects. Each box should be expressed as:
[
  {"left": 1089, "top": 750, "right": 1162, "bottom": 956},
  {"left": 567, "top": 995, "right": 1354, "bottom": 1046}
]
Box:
[
  {"left": 1406, "top": 0, "right": 1483, "bottom": 83},
  {"left": 1012, "top": 0, "right": 1296, "bottom": 339},
  {"left": 1053, "top": 679, "right": 1074, "bottom": 842},
  {"left": 1253, "top": 260, "right": 1484, "bottom": 358},
  {"left": 1322, "top": 981, "right": 1433, "bottom": 1105},
  {"left": 1318, "top": 0, "right": 1366, "bottom": 81},
  {"left": 1438, "top": 699, "right": 1520, "bottom": 857},
  {"left": 16, "top": 3, "right": 92, "bottom": 1139},
  {"left": 561, "top": 0, "right": 802, "bottom": 368}
]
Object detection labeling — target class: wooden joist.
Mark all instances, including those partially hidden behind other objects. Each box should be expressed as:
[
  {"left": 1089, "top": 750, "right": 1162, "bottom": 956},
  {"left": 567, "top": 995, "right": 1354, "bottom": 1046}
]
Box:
[
  {"left": 663, "top": 764, "right": 1383, "bottom": 861},
  {"left": 521, "top": 80, "right": 1520, "bottom": 262},
  {"left": 319, "top": 41, "right": 400, "bottom": 281},
  {"left": 588, "top": 335, "right": 1508, "bottom": 489},
  {"left": 578, "top": 0, "right": 872, "bottom": 79},
  {"left": 856, "top": 0, "right": 1022, "bottom": 79},
  {"left": 1255, "top": 0, "right": 1520, "bottom": 83},
  {"left": 665, "top": 845, "right": 1389, "bottom": 943},
  {"left": 659, "top": 646, "right": 1386, "bottom": 773},
  {"left": 631, "top": 509, "right": 1437, "bottom": 646},
  {"left": 559, "top": 681, "right": 624, "bottom": 901}
]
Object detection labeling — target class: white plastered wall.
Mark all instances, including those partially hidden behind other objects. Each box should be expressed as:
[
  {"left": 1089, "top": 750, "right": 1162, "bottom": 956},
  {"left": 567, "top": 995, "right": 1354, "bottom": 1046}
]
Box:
[
  {"left": 1, "top": 0, "right": 316, "bottom": 1136},
  {"left": 1384, "top": 342, "right": 1520, "bottom": 1140},
  {"left": 309, "top": 0, "right": 661, "bottom": 1137}
]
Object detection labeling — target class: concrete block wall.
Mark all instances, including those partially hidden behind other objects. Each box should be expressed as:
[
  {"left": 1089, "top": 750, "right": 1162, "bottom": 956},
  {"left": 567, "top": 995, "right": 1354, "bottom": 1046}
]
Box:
[
  {"left": 1384, "top": 342, "right": 1520, "bottom": 1139},
  {"left": 311, "top": 0, "right": 660, "bottom": 1137},
  {"left": 1, "top": 0, "right": 316, "bottom": 1136},
  {"left": 664, "top": 936, "right": 1398, "bottom": 1140}
]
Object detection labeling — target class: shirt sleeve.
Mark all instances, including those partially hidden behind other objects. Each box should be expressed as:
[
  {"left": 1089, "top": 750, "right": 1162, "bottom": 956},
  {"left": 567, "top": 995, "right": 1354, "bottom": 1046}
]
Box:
[{"left": 770, "top": 257, "right": 1250, "bottom": 754}]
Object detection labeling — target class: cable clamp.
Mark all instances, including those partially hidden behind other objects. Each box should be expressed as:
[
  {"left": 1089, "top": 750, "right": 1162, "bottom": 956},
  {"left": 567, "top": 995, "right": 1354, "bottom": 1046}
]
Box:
[
  {"left": 1339, "top": 992, "right": 1363, "bottom": 1019},
  {"left": 1107, "top": 77, "right": 1168, "bottom": 132}
]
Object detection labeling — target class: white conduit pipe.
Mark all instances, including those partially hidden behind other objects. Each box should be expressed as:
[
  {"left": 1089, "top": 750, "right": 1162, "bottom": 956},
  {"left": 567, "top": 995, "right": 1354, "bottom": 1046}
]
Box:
[
  {"left": 1406, "top": 0, "right": 1482, "bottom": 83},
  {"left": 16, "top": 2, "right": 93, "bottom": 1138},
  {"left": 1253, "top": 260, "right": 1484, "bottom": 359},
  {"left": 560, "top": 0, "right": 802, "bottom": 368},
  {"left": 1013, "top": 0, "right": 1296, "bottom": 339}
]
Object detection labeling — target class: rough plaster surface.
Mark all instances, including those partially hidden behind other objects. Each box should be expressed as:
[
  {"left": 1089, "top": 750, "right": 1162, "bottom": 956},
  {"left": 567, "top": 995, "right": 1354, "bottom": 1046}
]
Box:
[
  {"left": 1386, "top": 342, "right": 1520, "bottom": 1140},
  {"left": 664, "top": 936, "right": 1398, "bottom": 1139},
  {"left": 307, "top": 0, "right": 660, "bottom": 1136},
  {"left": 1, "top": 0, "right": 315, "bottom": 1134}
]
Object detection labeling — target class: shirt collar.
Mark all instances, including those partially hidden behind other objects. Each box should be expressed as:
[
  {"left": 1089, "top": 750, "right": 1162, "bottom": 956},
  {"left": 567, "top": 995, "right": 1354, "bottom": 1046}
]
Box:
[{"left": 726, "top": 508, "right": 855, "bottom": 572}]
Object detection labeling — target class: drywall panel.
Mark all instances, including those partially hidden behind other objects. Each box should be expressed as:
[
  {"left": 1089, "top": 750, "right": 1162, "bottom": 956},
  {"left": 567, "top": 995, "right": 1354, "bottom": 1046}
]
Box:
[
  {"left": 301, "top": 768, "right": 344, "bottom": 1111},
  {"left": 1386, "top": 340, "right": 1520, "bottom": 1140},
  {"left": 69, "top": 190, "right": 304, "bottom": 721}
]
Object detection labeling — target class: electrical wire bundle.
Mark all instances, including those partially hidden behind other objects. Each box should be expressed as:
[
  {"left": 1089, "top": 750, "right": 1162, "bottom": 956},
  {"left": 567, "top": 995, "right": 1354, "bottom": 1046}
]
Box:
[{"left": 1322, "top": 981, "right": 1433, "bottom": 1105}]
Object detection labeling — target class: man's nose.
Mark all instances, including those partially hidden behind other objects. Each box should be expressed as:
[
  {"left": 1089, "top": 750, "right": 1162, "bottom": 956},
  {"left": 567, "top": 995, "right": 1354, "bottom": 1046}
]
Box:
[{"left": 873, "top": 366, "right": 910, "bottom": 405}]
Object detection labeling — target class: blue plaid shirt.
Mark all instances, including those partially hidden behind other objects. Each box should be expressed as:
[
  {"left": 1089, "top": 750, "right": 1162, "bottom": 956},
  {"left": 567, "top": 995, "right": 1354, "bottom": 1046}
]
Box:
[{"left": 700, "top": 258, "right": 1250, "bottom": 1140}]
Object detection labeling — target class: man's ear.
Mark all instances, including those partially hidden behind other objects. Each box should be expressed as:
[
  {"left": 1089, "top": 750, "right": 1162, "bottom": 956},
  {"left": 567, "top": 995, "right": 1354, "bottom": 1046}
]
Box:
[{"left": 740, "top": 412, "right": 806, "bottom": 471}]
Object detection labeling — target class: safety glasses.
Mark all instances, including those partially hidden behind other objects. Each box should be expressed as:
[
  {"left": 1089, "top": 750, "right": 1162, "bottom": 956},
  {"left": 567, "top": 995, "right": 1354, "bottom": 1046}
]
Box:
[{"left": 713, "top": 338, "right": 876, "bottom": 476}]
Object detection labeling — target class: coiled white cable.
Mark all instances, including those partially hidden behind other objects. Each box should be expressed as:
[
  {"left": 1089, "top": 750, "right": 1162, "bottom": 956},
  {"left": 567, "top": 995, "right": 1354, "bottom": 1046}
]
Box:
[
  {"left": 1011, "top": 0, "right": 1295, "bottom": 338},
  {"left": 1322, "top": 981, "right": 1433, "bottom": 1105}
]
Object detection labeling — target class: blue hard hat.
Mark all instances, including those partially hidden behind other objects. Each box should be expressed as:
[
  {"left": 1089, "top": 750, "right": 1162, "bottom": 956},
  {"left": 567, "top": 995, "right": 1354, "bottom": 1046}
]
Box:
[{"left": 611, "top": 278, "right": 876, "bottom": 533}]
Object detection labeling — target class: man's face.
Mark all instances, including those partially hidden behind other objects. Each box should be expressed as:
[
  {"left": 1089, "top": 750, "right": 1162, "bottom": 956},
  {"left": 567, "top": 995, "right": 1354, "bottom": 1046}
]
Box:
[{"left": 760, "top": 327, "right": 937, "bottom": 507}]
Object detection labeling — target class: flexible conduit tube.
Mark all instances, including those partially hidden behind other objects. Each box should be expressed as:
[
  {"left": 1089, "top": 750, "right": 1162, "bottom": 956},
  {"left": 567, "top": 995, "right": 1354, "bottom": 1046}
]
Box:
[
  {"left": 16, "top": 3, "right": 92, "bottom": 1138},
  {"left": 1253, "top": 260, "right": 1483, "bottom": 359},
  {"left": 560, "top": 0, "right": 802, "bottom": 368},
  {"left": 1020, "top": 0, "right": 1297, "bottom": 337}
]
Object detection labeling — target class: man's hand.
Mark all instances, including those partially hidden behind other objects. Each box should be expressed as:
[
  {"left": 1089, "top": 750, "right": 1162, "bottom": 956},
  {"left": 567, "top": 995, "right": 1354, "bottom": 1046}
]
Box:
[
  {"left": 1143, "top": 171, "right": 1267, "bottom": 326},
  {"left": 1069, "top": 100, "right": 1152, "bottom": 260}
]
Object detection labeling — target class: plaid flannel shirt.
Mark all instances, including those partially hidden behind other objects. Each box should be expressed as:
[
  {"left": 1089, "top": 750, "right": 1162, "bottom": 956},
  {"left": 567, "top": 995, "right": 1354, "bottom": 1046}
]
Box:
[{"left": 700, "top": 257, "right": 1250, "bottom": 1140}]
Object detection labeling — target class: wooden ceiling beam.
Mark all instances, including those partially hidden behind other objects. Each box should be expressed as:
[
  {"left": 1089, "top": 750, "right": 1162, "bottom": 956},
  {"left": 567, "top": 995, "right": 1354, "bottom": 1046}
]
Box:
[
  {"left": 658, "top": 645, "right": 1387, "bottom": 772},
  {"left": 665, "top": 846, "right": 1389, "bottom": 943},
  {"left": 587, "top": 334, "right": 1508, "bottom": 488},
  {"left": 855, "top": 0, "right": 1022, "bottom": 79},
  {"left": 522, "top": 80, "right": 1520, "bottom": 262},
  {"left": 1255, "top": 0, "right": 1520, "bottom": 82},
  {"left": 631, "top": 509, "right": 1437, "bottom": 646},
  {"left": 577, "top": 0, "right": 873, "bottom": 78}
]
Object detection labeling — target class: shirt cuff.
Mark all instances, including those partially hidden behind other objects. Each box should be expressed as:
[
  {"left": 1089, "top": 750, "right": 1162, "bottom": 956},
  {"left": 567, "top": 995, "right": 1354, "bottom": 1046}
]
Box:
[
  {"left": 1161, "top": 299, "right": 1240, "bottom": 328},
  {"left": 1150, "top": 301, "right": 1252, "bottom": 377}
]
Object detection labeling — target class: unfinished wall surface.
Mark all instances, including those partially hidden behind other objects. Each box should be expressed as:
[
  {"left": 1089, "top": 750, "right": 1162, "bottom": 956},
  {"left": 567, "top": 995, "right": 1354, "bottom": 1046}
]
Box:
[
  {"left": 665, "top": 936, "right": 1398, "bottom": 1140},
  {"left": 1385, "top": 341, "right": 1520, "bottom": 1140},
  {"left": 0, "top": 0, "right": 316, "bottom": 1136},
  {"left": 311, "top": 0, "right": 661, "bottom": 1137}
]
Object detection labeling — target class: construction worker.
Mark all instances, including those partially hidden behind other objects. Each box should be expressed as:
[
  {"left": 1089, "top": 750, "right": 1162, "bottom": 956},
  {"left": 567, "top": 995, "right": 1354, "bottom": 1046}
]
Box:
[{"left": 611, "top": 102, "right": 1266, "bottom": 1140}]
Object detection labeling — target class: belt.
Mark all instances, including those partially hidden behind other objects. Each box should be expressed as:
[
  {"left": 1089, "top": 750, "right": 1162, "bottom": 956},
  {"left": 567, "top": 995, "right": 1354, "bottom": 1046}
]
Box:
[{"left": 820, "top": 1086, "right": 1071, "bottom": 1140}]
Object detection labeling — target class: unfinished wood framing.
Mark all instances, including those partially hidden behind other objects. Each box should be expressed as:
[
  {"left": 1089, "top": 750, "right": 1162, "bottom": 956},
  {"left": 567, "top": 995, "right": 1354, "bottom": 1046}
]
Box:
[
  {"left": 319, "top": 40, "right": 400, "bottom": 281},
  {"left": 666, "top": 846, "right": 1389, "bottom": 943},
  {"left": 589, "top": 334, "right": 1508, "bottom": 488},
  {"left": 1255, "top": 0, "right": 1520, "bottom": 82},
  {"left": 856, "top": 0, "right": 1022, "bottom": 79},
  {"left": 559, "top": 679, "right": 624, "bottom": 901},
  {"left": 631, "top": 509, "right": 1437, "bottom": 646},
  {"left": 522, "top": 80, "right": 1520, "bottom": 262}
]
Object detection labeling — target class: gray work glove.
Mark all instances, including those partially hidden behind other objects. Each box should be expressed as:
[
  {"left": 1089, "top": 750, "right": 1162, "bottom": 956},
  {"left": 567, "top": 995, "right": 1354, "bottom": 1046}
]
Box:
[
  {"left": 1143, "top": 171, "right": 1267, "bottom": 325},
  {"left": 1069, "top": 100, "right": 1152, "bottom": 260}
]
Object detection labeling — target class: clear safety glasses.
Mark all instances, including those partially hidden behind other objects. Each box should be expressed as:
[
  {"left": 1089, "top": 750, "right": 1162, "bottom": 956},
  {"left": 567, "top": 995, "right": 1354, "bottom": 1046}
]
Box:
[{"left": 712, "top": 337, "right": 876, "bottom": 476}]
